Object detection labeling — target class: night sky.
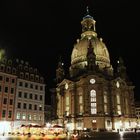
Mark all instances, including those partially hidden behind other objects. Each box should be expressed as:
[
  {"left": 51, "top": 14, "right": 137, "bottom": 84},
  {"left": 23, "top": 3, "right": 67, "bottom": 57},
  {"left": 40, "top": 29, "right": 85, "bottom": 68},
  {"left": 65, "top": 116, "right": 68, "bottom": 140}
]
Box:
[{"left": 0, "top": 1, "right": 139, "bottom": 104}]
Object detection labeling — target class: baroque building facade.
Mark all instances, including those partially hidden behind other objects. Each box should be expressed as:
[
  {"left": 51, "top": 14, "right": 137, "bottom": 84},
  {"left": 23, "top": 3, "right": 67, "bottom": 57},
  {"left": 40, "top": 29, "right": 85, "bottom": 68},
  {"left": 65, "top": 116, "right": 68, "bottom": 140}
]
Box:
[
  {"left": 0, "top": 57, "right": 45, "bottom": 134},
  {"left": 135, "top": 101, "right": 140, "bottom": 127},
  {"left": 55, "top": 9, "right": 136, "bottom": 132}
]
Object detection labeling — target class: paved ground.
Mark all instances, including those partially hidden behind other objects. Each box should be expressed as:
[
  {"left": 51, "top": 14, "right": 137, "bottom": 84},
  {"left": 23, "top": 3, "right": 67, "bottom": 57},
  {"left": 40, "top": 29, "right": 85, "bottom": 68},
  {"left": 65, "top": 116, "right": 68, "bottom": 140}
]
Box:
[
  {"left": 0, "top": 132, "right": 140, "bottom": 140},
  {"left": 76, "top": 131, "right": 140, "bottom": 140}
]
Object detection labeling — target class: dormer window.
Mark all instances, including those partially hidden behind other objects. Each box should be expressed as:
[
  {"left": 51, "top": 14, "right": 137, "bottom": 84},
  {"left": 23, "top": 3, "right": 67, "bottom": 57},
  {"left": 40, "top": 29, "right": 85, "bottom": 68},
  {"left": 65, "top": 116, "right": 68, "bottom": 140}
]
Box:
[
  {"left": 8, "top": 60, "right": 12, "bottom": 65},
  {"left": 30, "top": 74, "right": 34, "bottom": 81},
  {"left": 20, "top": 72, "right": 24, "bottom": 78},
  {"left": 40, "top": 77, "right": 44, "bottom": 83},
  {"left": 2, "top": 58, "right": 7, "bottom": 64},
  {"left": 12, "top": 68, "right": 16, "bottom": 74},
  {"left": 25, "top": 73, "right": 29, "bottom": 79},
  {"left": 24, "top": 66, "right": 28, "bottom": 71},
  {"left": 19, "top": 65, "right": 22, "bottom": 70},
  {"left": 0, "top": 65, "right": 5, "bottom": 71},
  {"left": 7, "top": 67, "right": 11, "bottom": 73},
  {"left": 35, "top": 75, "right": 39, "bottom": 81},
  {"left": 29, "top": 67, "right": 33, "bottom": 73},
  {"left": 34, "top": 69, "right": 37, "bottom": 74}
]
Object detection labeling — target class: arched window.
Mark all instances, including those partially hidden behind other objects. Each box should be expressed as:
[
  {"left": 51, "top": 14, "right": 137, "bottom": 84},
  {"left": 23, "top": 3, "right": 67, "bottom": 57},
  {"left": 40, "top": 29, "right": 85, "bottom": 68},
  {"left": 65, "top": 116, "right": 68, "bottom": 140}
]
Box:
[
  {"left": 116, "top": 94, "right": 121, "bottom": 115},
  {"left": 90, "top": 90, "right": 96, "bottom": 114},
  {"left": 104, "top": 91, "right": 108, "bottom": 114},
  {"left": 65, "top": 96, "right": 70, "bottom": 116}
]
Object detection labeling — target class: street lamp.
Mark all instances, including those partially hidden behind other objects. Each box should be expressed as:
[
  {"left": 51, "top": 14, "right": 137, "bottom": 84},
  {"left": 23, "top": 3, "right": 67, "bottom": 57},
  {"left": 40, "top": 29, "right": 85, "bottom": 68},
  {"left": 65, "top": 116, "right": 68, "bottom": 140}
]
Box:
[{"left": 46, "top": 122, "right": 51, "bottom": 128}]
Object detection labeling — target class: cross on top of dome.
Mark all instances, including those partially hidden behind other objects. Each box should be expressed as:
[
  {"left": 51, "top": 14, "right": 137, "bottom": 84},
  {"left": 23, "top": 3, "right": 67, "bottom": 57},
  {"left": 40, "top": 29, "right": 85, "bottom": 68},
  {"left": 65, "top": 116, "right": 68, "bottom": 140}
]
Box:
[{"left": 83, "top": 6, "right": 93, "bottom": 19}]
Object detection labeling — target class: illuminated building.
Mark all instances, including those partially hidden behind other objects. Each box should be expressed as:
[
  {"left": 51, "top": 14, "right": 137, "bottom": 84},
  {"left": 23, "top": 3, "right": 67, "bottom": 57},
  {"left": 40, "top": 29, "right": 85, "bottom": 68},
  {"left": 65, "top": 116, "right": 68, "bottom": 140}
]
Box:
[
  {"left": 135, "top": 102, "right": 140, "bottom": 128},
  {"left": 0, "top": 58, "right": 45, "bottom": 134},
  {"left": 0, "top": 59, "right": 17, "bottom": 133},
  {"left": 55, "top": 8, "right": 136, "bottom": 132}
]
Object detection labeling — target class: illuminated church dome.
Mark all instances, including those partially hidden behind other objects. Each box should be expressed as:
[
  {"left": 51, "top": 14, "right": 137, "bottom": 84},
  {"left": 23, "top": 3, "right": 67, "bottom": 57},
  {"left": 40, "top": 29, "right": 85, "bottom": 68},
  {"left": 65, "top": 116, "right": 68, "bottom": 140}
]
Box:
[
  {"left": 70, "top": 7, "right": 113, "bottom": 77},
  {"left": 55, "top": 7, "right": 136, "bottom": 132}
]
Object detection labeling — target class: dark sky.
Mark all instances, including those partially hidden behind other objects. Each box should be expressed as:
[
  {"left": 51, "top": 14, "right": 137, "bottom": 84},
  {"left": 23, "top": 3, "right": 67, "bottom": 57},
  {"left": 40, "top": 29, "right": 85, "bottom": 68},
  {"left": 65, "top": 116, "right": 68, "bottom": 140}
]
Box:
[{"left": 0, "top": 0, "right": 139, "bottom": 103}]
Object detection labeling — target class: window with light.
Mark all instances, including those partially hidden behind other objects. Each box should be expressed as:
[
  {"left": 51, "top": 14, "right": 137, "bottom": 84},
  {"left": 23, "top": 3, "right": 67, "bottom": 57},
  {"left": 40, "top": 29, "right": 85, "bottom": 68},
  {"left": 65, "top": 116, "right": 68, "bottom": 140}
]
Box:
[
  {"left": 104, "top": 104, "right": 107, "bottom": 114},
  {"left": 92, "top": 119, "right": 96, "bottom": 123},
  {"left": 39, "top": 115, "right": 42, "bottom": 120},
  {"left": 90, "top": 90, "right": 97, "bottom": 114},
  {"left": 65, "top": 96, "right": 70, "bottom": 116},
  {"left": 22, "top": 113, "right": 26, "bottom": 120},
  {"left": 117, "top": 105, "right": 121, "bottom": 115},
  {"left": 33, "top": 115, "right": 37, "bottom": 120},
  {"left": 116, "top": 94, "right": 121, "bottom": 115},
  {"left": 79, "top": 94, "right": 83, "bottom": 114},
  {"left": 117, "top": 94, "right": 120, "bottom": 104},
  {"left": 16, "top": 112, "right": 21, "bottom": 119},
  {"left": 28, "top": 114, "right": 32, "bottom": 120},
  {"left": 66, "top": 96, "right": 69, "bottom": 105},
  {"left": 104, "top": 92, "right": 108, "bottom": 114},
  {"left": 80, "top": 105, "right": 83, "bottom": 113},
  {"left": 104, "top": 95, "right": 107, "bottom": 103},
  {"left": 79, "top": 96, "right": 83, "bottom": 104}
]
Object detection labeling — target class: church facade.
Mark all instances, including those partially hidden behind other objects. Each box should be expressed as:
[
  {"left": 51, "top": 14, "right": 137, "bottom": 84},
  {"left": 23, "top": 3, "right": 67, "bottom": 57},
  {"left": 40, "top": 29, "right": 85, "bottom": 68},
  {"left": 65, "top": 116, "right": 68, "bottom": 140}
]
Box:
[{"left": 55, "top": 9, "right": 136, "bottom": 132}]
